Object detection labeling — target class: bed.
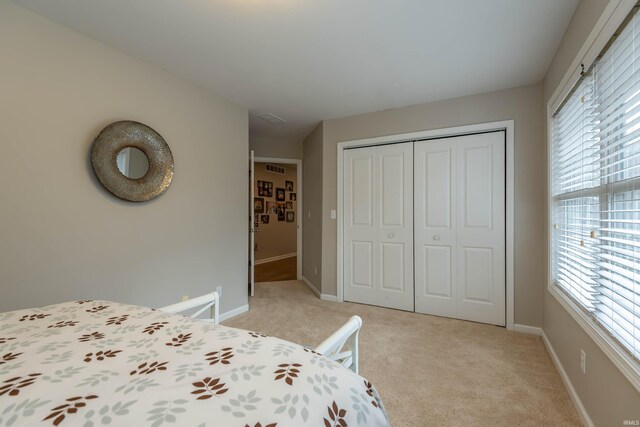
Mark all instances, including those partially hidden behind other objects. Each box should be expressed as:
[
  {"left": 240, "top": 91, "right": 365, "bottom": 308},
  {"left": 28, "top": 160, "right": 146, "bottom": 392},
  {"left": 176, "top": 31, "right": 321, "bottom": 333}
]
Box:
[{"left": 0, "top": 296, "right": 389, "bottom": 426}]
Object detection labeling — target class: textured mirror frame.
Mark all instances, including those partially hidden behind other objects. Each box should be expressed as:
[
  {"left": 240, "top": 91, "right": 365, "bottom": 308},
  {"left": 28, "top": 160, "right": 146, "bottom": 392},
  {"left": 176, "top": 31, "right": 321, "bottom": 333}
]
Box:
[{"left": 91, "top": 121, "right": 174, "bottom": 202}]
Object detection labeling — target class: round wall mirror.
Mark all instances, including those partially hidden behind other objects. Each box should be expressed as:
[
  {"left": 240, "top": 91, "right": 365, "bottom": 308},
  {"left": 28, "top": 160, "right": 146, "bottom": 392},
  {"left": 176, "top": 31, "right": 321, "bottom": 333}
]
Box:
[
  {"left": 116, "top": 147, "right": 150, "bottom": 179},
  {"left": 91, "top": 121, "right": 174, "bottom": 202}
]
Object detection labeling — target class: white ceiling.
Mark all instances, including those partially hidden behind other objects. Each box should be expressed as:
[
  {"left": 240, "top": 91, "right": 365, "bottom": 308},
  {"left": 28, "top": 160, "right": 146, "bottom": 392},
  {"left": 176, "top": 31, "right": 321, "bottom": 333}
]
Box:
[{"left": 13, "top": 0, "right": 579, "bottom": 144}]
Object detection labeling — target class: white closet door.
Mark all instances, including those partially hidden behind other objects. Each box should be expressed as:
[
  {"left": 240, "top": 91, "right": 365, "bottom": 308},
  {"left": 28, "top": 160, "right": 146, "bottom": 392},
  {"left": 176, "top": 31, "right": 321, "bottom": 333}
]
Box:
[
  {"left": 415, "top": 132, "right": 505, "bottom": 325},
  {"left": 414, "top": 139, "right": 457, "bottom": 317},
  {"left": 343, "top": 142, "right": 414, "bottom": 311}
]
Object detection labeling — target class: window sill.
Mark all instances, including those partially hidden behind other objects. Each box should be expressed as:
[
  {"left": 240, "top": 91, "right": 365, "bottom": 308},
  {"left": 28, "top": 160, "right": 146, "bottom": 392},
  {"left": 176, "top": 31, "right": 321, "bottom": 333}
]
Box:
[{"left": 547, "top": 284, "right": 640, "bottom": 393}]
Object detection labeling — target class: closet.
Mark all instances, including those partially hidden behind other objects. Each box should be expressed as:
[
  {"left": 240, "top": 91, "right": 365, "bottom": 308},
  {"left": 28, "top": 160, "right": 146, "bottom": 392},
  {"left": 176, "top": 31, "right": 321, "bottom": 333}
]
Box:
[{"left": 343, "top": 131, "right": 506, "bottom": 326}]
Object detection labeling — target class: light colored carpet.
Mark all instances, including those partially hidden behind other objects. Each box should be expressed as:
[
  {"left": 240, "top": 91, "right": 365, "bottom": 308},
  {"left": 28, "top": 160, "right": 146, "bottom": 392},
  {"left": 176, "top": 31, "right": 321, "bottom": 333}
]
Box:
[{"left": 224, "top": 281, "right": 581, "bottom": 427}]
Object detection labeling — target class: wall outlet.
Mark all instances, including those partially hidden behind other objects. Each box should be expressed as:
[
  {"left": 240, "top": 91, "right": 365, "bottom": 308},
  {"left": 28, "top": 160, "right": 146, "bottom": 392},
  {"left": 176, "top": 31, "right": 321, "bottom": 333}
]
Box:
[
  {"left": 308, "top": 211, "right": 311, "bottom": 219},
  {"left": 580, "top": 349, "right": 586, "bottom": 374},
  {"left": 314, "top": 265, "right": 318, "bottom": 275},
  {"left": 216, "top": 286, "right": 222, "bottom": 298},
  {"left": 330, "top": 209, "right": 337, "bottom": 219},
  {"left": 181, "top": 295, "right": 189, "bottom": 302}
]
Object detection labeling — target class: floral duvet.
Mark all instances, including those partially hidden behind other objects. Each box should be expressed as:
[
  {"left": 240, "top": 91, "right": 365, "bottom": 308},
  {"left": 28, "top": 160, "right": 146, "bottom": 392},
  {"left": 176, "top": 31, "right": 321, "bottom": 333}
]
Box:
[{"left": 0, "top": 300, "right": 389, "bottom": 427}]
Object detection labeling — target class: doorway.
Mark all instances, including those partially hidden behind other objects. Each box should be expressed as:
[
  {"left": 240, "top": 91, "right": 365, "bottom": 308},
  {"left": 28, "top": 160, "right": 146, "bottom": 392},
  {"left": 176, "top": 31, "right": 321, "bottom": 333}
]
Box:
[{"left": 250, "top": 157, "right": 302, "bottom": 288}]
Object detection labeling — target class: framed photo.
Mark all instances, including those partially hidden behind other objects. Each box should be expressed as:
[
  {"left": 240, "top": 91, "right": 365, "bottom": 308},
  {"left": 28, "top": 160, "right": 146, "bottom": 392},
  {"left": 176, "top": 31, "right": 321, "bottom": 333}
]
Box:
[
  {"left": 266, "top": 182, "right": 273, "bottom": 189},
  {"left": 260, "top": 214, "right": 270, "bottom": 224},
  {"left": 254, "top": 215, "right": 259, "bottom": 229},
  {"left": 286, "top": 211, "right": 295, "bottom": 223},
  {"left": 257, "top": 188, "right": 264, "bottom": 197},
  {"left": 277, "top": 205, "right": 285, "bottom": 221},
  {"left": 289, "top": 193, "right": 296, "bottom": 201},
  {"left": 254, "top": 197, "right": 264, "bottom": 213},
  {"left": 285, "top": 180, "right": 294, "bottom": 191},
  {"left": 257, "top": 180, "right": 264, "bottom": 188},
  {"left": 266, "top": 201, "right": 277, "bottom": 214},
  {"left": 266, "top": 188, "right": 273, "bottom": 198},
  {"left": 276, "top": 188, "right": 285, "bottom": 201},
  {"left": 285, "top": 201, "right": 293, "bottom": 210}
]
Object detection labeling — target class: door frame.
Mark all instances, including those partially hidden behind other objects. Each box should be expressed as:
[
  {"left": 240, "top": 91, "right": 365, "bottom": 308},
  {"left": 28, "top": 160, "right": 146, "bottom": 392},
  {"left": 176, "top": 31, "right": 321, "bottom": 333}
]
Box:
[
  {"left": 253, "top": 157, "right": 303, "bottom": 281},
  {"left": 337, "top": 120, "right": 515, "bottom": 330}
]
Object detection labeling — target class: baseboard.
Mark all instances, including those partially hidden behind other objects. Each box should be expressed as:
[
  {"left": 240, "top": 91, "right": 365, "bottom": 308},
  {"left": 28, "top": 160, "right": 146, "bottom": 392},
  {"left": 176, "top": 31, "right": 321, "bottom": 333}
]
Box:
[
  {"left": 513, "top": 324, "right": 543, "bottom": 335},
  {"left": 541, "top": 331, "right": 594, "bottom": 427},
  {"left": 321, "top": 294, "right": 337, "bottom": 302},
  {"left": 254, "top": 253, "right": 296, "bottom": 265},
  {"left": 219, "top": 304, "right": 249, "bottom": 322},
  {"left": 301, "top": 276, "right": 321, "bottom": 298}
]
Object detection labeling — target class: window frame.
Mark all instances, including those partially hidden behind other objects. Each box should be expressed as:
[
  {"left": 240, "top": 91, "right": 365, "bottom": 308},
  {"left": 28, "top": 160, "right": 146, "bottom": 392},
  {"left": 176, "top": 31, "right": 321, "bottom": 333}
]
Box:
[{"left": 546, "top": 0, "right": 640, "bottom": 393}]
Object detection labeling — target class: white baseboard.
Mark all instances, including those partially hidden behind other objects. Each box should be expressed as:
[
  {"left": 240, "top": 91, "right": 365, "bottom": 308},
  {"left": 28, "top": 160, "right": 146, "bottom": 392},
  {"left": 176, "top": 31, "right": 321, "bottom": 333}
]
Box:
[
  {"left": 541, "top": 331, "right": 594, "bottom": 427},
  {"left": 513, "top": 324, "right": 543, "bottom": 335},
  {"left": 301, "top": 276, "right": 321, "bottom": 298},
  {"left": 321, "top": 294, "right": 337, "bottom": 302},
  {"left": 219, "top": 304, "right": 249, "bottom": 322},
  {"left": 254, "top": 253, "right": 296, "bottom": 265}
]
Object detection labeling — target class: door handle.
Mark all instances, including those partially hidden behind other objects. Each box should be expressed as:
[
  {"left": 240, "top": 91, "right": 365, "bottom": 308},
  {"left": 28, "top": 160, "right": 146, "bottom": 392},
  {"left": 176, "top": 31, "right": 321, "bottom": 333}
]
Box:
[
  {"left": 387, "top": 233, "right": 395, "bottom": 238},
  {"left": 433, "top": 235, "right": 440, "bottom": 241}
]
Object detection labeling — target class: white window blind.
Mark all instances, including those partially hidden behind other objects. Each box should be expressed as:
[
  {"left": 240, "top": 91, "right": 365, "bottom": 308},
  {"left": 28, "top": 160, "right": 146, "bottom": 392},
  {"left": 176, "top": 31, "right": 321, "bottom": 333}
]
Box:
[{"left": 552, "top": 7, "right": 640, "bottom": 362}]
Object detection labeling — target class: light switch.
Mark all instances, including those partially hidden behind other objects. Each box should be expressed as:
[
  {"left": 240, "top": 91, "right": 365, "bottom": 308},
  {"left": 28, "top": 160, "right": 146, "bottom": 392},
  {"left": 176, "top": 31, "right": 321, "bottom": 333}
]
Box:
[
  {"left": 330, "top": 210, "right": 336, "bottom": 219},
  {"left": 308, "top": 211, "right": 311, "bottom": 219}
]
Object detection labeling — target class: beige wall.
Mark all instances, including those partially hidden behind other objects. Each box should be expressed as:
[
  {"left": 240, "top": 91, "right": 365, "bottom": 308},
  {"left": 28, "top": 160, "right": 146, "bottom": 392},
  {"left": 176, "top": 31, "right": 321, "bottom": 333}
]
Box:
[
  {"left": 302, "top": 124, "right": 323, "bottom": 292},
  {"left": 253, "top": 163, "right": 297, "bottom": 261},
  {"left": 0, "top": 1, "right": 249, "bottom": 315},
  {"left": 250, "top": 136, "right": 302, "bottom": 159},
  {"left": 321, "top": 84, "right": 544, "bottom": 327},
  {"left": 541, "top": 0, "right": 640, "bottom": 424}
]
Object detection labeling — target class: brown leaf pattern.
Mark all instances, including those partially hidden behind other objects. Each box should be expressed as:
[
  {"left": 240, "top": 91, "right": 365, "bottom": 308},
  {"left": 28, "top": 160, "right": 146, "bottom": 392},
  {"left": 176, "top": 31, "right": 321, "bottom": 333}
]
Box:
[
  {"left": 84, "top": 350, "right": 121, "bottom": 363},
  {"left": 129, "top": 361, "right": 168, "bottom": 375},
  {"left": 166, "top": 333, "right": 192, "bottom": 347},
  {"left": 75, "top": 300, "right": 93, "bottom": 304},
  {"left": 249, "top": 331, "right": 267, "bottom": 338},
  {"left": 0, "top": 337, "right": 16, "bottom": 344},
  {"left": 0, "top": 373, "right": 41, "bottom": 397},
  {"left": 142, "top": 322, "right": 169, "bottom": 335},
  {"left": 323, "top": 401, "right": 348, "bottom": 427},
  {"left": 85, "top": 305, "right": 109, "bottom": 313},
  {"left": 19, "top": 313, "right": 51, "bottom": 322},
  {"left": 205, "top": 347, "right": 234, "bottom": 365},
  {"left": 78, "top": 332, "right": 105, "bottom": 342},
  {"left": 106, "top": 315, "right": 129, "bottom": 326},
  {"left": 43, "top": 394, "right": 98, "bottom": 425},
  {"left": 0, "top": 352, "right": 22, "bottom": 365},
  {"left": 245, "top": 424, "right": 277, "bottom": 427},
  {"left": 191, "top": 376, "right": 228, "bottom": 400},
  {"left": 274, "top": 363, "right": 301, "bottom": 386},
  {"left": 364, "top": 380, "right": 379, "bottom": 408},
  {"left": 48, "top": 321, "right": 78, "bottom": 329}
]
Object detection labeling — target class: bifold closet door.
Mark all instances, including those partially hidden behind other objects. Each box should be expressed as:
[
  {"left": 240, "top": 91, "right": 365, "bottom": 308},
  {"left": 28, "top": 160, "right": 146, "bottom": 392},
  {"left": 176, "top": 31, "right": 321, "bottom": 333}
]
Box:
[
  {"left": 343, "top": 142, "right": 414, "bottom": 311},
  {"left": 414, "top": 132, "right": 505, "bottom": 326}
]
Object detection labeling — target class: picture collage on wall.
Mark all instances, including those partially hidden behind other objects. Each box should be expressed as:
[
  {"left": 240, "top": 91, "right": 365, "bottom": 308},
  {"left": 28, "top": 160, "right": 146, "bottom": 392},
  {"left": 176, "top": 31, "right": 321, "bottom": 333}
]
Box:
[{"left": 254, "top": 179, "right": 296, "bottom": 228}]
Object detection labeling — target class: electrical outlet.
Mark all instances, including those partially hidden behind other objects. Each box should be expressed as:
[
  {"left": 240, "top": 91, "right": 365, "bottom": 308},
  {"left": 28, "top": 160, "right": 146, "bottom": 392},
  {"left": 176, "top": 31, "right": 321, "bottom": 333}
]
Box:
[
  {"left": 580, "top": 349, "right": 586, "bottom": 374},
  {"left": 216, "top": 286, "right": 222, "bottom": 298},
  {"left": 182, "top": 295, "right": 189, "bottom": 302}
]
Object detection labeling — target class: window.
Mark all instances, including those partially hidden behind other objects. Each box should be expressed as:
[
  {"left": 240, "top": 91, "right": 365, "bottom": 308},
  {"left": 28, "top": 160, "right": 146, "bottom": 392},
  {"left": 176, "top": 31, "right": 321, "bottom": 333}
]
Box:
[{"left": 552, "top": 7, "right": 640, "bottom": 362}]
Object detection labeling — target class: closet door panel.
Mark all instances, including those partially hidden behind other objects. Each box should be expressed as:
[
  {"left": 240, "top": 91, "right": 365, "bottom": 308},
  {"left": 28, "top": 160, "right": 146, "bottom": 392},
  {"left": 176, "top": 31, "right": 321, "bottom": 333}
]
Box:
[
  {"left": 344, "top": 143, "right": 413, "bottom": 311},
  {"left": 414, "top": 140, "right": 457, "bottom": 317}
]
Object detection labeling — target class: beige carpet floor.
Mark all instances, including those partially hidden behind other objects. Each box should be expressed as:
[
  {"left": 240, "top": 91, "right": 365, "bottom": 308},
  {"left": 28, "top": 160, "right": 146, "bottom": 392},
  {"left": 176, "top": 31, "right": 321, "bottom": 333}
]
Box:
[{"left": 224, "top": 281, "right": 581, "bottom": 426}]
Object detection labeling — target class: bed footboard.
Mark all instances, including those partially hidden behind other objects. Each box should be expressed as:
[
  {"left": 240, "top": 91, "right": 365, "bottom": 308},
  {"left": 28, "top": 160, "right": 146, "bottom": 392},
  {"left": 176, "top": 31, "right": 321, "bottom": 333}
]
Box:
[
  {"left": 159, "top": 291, "right": 220, "bottom": 324},
  {"left": 316, "top": 315, "right": 362, "bottom": 374}
]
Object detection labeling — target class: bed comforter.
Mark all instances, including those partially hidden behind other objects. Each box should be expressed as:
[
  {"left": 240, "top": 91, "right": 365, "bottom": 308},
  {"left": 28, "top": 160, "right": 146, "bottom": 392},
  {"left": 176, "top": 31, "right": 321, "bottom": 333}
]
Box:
[{"left": 0, "top": 300, "right": 389, "bottom": 427}]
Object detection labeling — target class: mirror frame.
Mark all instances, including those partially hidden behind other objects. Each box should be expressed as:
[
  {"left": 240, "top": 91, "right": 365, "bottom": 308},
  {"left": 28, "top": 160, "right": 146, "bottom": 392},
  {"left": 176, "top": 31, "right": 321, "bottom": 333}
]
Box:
[{"left": 91, "top": 121, "right": 174, "bottom": 202}]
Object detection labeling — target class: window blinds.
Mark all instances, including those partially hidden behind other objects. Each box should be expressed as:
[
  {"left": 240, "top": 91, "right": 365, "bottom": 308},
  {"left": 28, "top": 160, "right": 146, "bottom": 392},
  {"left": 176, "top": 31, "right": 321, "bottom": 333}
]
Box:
[{"left": 552, "top": 7, "right": 640, "bottom": 361}]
